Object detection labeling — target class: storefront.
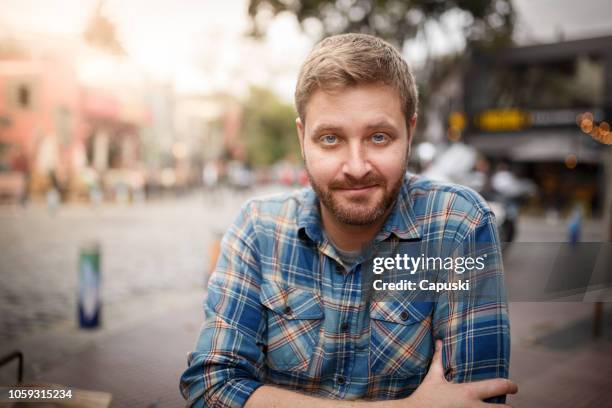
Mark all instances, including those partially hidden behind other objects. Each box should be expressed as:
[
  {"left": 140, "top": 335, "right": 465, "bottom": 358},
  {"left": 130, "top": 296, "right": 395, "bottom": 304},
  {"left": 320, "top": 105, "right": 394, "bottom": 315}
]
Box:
[{"left": 458, "top": 35, "right": 612, "bottom": 215}]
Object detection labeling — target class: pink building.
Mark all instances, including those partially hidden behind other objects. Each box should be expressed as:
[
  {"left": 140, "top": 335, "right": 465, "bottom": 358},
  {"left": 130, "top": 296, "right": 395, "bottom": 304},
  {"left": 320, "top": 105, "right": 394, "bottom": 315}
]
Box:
[
  {"left": 0, "top": 57, "right": 85, "bottom": 194},
  {"left": 0, "top": 55, "right": 150, "bottom": 199}
]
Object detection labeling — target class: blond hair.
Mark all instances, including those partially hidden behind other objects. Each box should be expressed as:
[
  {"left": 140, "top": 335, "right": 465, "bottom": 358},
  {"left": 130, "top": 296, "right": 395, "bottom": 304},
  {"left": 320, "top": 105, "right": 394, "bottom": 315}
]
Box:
[{"left": 295, "top": 33, "right": 418, "bottom": 125}]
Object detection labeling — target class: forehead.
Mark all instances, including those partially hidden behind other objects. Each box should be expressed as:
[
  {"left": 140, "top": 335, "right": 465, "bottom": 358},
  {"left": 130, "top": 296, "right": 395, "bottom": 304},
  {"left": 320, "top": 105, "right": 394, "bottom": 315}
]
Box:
[{"left": 303, "top": 83, "right": 405, "bottom": 133}]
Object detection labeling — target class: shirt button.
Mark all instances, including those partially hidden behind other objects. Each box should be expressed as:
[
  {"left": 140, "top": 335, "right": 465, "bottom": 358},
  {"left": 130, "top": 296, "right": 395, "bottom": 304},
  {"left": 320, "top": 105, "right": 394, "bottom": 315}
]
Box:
[
  {"left": 400, "top": 311, "right": 409, "bottom": 321},
  {"left": 284, "top": 306, "right": 292, "bottom": 315},
  {"left": 340, "top": 322, "right": 350, "bottom": 332},
  {"left": 336, "top": 375, "right": 346, "bottom": 385}
]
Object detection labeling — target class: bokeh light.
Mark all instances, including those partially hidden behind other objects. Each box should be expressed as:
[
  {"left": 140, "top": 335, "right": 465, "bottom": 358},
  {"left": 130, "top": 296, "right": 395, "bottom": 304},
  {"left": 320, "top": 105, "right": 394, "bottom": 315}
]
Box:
[{"left": 564, "top": 153, "right": 578, "bottom": 169}]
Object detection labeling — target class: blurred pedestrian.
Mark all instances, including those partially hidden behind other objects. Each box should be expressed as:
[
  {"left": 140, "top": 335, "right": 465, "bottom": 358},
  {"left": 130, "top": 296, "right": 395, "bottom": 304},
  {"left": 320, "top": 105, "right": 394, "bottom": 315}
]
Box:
[
  {"left": 11, "top": 145, "right": 30, "bottom": 207},
  {"left": 202, "top": 160, "right": 219, "bottom": 190},
  {"left": 568, "top": 204, "right": 583, "bottom": 245}
]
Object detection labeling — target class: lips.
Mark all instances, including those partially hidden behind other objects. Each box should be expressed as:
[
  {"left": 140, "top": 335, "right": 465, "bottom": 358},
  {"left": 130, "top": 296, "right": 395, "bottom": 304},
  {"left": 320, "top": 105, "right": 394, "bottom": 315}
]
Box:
[
  {"left": 343, "top": 185, "right": 376, "bottom": 190},
  {"left": 336, "top": 185, "right": 378, "bottom": 193}
]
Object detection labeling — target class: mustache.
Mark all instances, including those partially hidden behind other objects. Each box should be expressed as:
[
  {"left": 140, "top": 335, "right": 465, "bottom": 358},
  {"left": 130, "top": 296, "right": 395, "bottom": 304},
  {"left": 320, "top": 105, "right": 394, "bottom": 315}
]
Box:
[{"left": 328, "top": 173, "right": 386, "bottom": 190}]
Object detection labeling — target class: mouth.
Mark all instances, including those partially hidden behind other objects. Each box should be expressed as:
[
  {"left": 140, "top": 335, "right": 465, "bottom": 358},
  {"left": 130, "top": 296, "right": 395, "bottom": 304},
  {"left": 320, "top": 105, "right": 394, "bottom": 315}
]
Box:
[{"left": 336, "top": 185, "right": 378, "bottom": 193}]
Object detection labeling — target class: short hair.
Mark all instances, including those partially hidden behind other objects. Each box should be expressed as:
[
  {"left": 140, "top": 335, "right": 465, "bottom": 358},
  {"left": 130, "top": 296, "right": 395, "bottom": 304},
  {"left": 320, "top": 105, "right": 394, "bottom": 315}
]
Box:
[{"left": 295, "top": 33, "right": 418, "bottom": 126}]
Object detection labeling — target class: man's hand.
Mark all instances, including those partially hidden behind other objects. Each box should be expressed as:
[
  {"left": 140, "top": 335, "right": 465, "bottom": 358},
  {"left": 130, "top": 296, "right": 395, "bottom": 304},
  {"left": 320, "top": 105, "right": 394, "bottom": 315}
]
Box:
[{"left": 407, "top": 340, "right": 518, "bottom": 407}]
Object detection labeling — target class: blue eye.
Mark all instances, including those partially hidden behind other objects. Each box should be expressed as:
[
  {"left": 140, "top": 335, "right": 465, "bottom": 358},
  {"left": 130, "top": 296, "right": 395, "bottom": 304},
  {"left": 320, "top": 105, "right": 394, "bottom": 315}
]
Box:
[
  {"left": 321, "top": 134, "right": 338, "bottom": 145},
  {"left": 371, "top": 133, "right": 388, "bottom": 144}
]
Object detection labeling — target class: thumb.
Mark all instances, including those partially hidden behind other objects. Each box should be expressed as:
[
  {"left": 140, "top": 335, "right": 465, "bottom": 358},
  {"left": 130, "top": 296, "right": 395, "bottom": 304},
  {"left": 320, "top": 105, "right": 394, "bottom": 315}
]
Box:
[{"left": 423, "top": 339, "right": 446, "bottom": 384}]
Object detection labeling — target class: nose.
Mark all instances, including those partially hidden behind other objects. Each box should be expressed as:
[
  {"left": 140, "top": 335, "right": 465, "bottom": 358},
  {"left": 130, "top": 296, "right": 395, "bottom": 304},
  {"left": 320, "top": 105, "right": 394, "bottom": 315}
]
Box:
[{"left": 342, "top": 142, "right": 371, "bottom": 180}]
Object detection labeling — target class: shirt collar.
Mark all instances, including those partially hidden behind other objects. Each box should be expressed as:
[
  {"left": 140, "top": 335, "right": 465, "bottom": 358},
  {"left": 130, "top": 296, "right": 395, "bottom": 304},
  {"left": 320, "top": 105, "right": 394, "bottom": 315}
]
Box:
[
  {"left": 297, "top": 174, "right": 422, "bottom": 244},
  {"left": 297, "top": 187, "right": 324, "bottom": 243}
]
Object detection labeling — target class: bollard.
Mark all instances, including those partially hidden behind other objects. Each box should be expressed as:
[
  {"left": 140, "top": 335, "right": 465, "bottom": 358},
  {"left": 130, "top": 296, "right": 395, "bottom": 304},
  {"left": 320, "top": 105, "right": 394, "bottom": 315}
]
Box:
[
  {"left": 78, "top": 241, "right": 102, "bottom": 328},
  {"left": 206, "top": 232, "right": 223, "bottom": 288},
  {"left": 46, "top": 188, "right": 60, "bottom": 215}
]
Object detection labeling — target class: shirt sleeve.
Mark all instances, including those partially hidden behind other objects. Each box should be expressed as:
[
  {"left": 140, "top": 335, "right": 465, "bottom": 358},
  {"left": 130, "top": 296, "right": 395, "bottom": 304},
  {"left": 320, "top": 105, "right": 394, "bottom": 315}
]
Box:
[
  {"left": 432, "top": 210, "right": 511, "bottom": 404},
  {"left": 180, "top": 202, "right": 267, "bottom": 407}
]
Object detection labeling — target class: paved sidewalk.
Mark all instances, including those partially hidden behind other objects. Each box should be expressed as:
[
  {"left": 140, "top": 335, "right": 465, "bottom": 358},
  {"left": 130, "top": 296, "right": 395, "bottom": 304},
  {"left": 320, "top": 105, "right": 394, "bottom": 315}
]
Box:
[
  {"left": 507, "top": 302, "right": 612, "bottom": 407},
  {"left": 31, "top": 291, "right": 204, "bottom": 407}
]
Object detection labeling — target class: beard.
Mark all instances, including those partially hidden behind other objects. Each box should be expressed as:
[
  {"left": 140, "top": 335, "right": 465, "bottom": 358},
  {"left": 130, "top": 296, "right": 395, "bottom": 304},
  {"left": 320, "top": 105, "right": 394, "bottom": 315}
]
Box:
[{"left": 306, "top": 163, "right": 406, "bottom": 226}]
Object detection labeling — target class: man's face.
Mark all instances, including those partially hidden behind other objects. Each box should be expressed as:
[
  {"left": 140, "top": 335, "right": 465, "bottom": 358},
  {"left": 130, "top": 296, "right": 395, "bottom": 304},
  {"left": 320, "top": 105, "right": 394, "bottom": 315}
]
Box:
[{"left": 297, "top": 83, "right": 415, "bottom": 226}]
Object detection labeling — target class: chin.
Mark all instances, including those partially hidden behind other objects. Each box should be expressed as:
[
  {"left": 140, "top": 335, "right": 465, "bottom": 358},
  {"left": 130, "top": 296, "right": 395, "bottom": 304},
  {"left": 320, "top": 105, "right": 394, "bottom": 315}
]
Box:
[{"left": 331, "top": 202, "right": 388, "bottom": 226}]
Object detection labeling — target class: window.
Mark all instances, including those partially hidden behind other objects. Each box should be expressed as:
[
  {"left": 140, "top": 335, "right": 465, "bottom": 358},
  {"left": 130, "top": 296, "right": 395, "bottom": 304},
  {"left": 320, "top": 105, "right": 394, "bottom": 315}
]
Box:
[{"left": 17, "top": 85, "right": 30, "bottom": 109}]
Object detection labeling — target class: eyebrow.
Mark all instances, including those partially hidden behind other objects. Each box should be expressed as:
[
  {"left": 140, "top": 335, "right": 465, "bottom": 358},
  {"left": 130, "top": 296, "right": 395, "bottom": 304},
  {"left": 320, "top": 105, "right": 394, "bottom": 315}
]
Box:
[
  {"left": 309, "top": 120, "right": 399, "bottom": 136},
  {"left": 309, "top": 123, "right": 342, "bottom": 136}
]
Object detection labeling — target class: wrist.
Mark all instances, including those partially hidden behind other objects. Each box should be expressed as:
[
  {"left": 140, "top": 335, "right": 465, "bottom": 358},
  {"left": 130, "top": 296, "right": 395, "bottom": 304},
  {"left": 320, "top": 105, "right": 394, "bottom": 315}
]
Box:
[{"left": 381, "top": 397, "right": 412, "bottom": 408}]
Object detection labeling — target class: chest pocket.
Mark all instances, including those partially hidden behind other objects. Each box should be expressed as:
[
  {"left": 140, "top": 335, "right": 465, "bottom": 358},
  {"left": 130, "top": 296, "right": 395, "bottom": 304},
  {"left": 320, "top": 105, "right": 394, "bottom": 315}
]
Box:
[
  {"left": 369, "top": 300, "right": 434, "bottom": 377},
  {"left": 260, "top": 282, "right": 324, "bottom": 372}
]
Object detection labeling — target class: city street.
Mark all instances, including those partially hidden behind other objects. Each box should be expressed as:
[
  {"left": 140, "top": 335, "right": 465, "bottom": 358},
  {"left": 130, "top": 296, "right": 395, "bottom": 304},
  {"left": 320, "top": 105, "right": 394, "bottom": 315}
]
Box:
[
  {"left": 0, "top": 189, "right": 254, "bottom": 337},
  {"left": 0, "top": 189, "right": 611, "bottom": 407},
  {"left": 1, "top": 1, "right": 611, "bottom": 407},
  {"left": 0, "top": 187, "right": 276, "bottom": 381}
]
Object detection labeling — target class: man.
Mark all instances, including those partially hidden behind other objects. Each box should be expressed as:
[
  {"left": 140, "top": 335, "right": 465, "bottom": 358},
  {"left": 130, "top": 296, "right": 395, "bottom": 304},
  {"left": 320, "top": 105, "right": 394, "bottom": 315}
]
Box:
[{"left": 181, "top": 33, "right": 515, "bottom": 407}]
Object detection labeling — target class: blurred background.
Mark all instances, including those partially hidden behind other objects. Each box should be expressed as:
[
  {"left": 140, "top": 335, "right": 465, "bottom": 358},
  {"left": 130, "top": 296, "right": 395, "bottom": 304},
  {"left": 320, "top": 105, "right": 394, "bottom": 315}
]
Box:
[{"left": 0, "top": 0, "right": 611, "bottom": 407}]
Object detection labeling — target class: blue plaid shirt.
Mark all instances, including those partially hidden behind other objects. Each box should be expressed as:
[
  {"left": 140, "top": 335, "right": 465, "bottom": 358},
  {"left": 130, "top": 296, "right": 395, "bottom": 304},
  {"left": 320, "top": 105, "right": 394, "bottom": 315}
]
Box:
[{"left": 180, "top": 173, "right": 510, "bottom": 407}]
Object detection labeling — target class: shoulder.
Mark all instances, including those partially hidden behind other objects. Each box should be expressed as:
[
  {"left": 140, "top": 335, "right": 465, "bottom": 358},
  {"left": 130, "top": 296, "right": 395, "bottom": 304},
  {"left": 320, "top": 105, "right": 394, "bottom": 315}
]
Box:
[
  {"left": 224, "top": 189, "right": 306, "bottom": 254},
  {"left": 242, "top": 188, "right": 304, "bottom": 219},
  {"left": 403, "top": 174, "right": 498, "bottom": 244},
  {"left": 405, "top": 173, "right": 492, "bottom": 218},
  {"left": 234, "top": 188, "right": 308, "bottom": 237}
]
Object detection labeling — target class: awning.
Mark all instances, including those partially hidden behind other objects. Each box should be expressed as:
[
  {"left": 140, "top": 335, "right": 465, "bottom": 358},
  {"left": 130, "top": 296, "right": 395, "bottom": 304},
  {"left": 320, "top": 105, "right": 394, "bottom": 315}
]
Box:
[
  {"left": 466, "top": 130, "right": 603, "bottom": 163},
  {"left": 81, "top": 88, "right": 120, "bottom": 120}
]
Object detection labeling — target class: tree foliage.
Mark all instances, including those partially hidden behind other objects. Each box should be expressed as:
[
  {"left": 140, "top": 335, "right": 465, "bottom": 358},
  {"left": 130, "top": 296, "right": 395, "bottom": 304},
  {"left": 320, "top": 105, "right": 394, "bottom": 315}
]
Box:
[
  {"left": 248, "top": 0, "right": 515, "bottom": 49},
  {"left": 83, "top": 1, "right": 125, "bottom": 55},
  {"left": 242, "top": 87, "right": 300, "bottom": 166}
]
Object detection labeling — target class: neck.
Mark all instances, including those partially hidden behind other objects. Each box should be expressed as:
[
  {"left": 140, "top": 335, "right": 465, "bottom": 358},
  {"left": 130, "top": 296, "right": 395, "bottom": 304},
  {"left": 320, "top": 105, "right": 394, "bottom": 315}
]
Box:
[{"left": 320, "top": 205, "right": 391, "bottom": 252}]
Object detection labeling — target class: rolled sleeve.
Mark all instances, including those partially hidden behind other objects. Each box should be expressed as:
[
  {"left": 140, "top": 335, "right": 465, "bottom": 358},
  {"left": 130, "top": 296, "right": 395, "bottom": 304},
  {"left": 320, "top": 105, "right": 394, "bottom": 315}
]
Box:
[
  {"left": 180, "top": 202, "right": 267, "bottom": 407},
  {"left": 433, "top": 211, "right": 510, "bottom": 403}
]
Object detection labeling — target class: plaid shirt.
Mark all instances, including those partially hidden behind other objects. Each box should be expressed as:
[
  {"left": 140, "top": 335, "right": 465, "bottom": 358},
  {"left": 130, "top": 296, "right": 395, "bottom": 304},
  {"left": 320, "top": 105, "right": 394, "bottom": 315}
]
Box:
[{"left": 180, "top": 173, "right": 510, "bottom": 407}]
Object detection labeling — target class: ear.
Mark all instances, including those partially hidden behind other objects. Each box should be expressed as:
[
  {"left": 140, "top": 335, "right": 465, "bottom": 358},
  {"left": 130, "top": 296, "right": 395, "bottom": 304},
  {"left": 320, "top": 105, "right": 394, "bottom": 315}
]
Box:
[
  {"left": 408, "top": 113, "right": 417, "bottom": 144},
  {"left": 296, "top": 117, "right": 305, "bottom": 160},
  {"left": 406, "top": 113, "right": 417, "bottom": 158}
]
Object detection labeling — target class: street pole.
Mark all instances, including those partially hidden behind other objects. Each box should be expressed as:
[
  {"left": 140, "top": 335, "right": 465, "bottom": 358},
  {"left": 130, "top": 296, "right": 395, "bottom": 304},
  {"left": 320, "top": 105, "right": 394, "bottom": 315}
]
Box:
[{"left": 594, "top": 147, "right": 612, "bottom": 338}]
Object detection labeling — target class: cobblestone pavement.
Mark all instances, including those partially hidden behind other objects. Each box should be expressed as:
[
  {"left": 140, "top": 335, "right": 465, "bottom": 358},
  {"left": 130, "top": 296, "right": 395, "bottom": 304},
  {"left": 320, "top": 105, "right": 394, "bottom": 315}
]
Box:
[{"left": 0, "top": 186, "right": 288, "bottom": 344}]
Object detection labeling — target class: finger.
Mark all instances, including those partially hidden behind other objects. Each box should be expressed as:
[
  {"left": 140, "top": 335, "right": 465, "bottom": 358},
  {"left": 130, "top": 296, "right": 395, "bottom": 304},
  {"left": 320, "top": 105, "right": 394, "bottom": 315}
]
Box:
[
  {"left": 424, "top": 339, "right": 445, "bottom": 382},
  {"left": 468, "top": 379, "right": 518, "bottom": 400}
]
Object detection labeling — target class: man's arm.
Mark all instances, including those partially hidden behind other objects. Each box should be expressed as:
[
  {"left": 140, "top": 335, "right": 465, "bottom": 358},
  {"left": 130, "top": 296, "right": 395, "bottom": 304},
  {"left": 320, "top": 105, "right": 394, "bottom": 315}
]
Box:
[
  {"left": 180, "top": 202, "right": 267, "bottom": 407},
  {"left": 246, "top": 341, "right": 517, "bottom": 408},
  {"left": 433, "top": 210, "right": 511, "bottom": 403},
  {"left": 246, "top": 386, "right": 398, "bottom": 408}
]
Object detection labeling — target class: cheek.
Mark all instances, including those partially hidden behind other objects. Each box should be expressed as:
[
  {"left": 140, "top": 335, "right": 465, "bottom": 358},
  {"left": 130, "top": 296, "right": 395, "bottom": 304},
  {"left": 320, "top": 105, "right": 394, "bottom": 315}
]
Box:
[
  {"left": 370, "top": 148, "right": 408, "bottom": 179},
  {"left": 304, "top": 146, "right": 341, "bottom": 183}
]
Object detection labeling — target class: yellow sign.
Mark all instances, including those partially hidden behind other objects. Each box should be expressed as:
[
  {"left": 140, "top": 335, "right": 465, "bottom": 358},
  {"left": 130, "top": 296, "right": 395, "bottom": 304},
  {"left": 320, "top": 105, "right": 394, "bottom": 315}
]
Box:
[
  {"left": 475, "top": 109, "right": 530, "bottom": 131},
  {"left": 448, "top": 112, "right": 466, "bottom": 132}
]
